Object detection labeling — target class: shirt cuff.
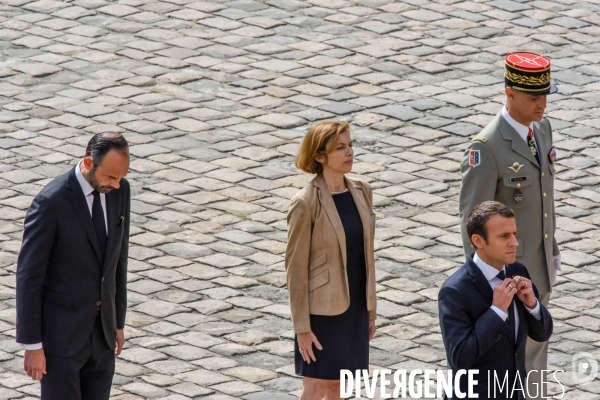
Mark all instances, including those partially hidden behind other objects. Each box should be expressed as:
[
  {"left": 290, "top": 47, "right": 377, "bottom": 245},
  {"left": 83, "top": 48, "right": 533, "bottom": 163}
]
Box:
[
  {"left": 20, "top": 342, "right": 43, "bottom": 350},
  {"left": 525, "top": 299, "right": 542, "bottom": 320},
  {"left": 553, "top": 254, "right": 562, "bottom": 271},
  {"left": 491, "top": 305, "right": 508, "bottom": 321}
]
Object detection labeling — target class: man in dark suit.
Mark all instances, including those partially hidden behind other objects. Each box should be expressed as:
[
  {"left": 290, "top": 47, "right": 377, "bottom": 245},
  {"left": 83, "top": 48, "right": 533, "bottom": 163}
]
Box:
[
  {"left": 16, "top": 132, "right": 131, "bottom": 399},
  {"left": 439, "top": 201, "right": 553, "bottom": 400}
]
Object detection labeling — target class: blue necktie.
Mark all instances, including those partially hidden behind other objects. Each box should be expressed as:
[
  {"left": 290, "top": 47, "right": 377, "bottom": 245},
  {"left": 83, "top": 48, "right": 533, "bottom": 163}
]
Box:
[
  {"left": 497, "top": 270, "right": 515, "bottom": 341},
  {"left": 92, "top": 190, "right": 106, "bottom": 263}
]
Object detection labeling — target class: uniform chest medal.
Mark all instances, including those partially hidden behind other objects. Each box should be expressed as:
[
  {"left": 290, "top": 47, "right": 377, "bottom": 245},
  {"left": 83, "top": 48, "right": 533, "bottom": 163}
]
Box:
[
  {"left": 511, "top": 176, "right": 526, "bottom": 204},
  {"left": 548, "top": 147, "right": 557, "bottom": 164},
  {"left": 514, "top": 192, "right": 524, "bottom": 203}
]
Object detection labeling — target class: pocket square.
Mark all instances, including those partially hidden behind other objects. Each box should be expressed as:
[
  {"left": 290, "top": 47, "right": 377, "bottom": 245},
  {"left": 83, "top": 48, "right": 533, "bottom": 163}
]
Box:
[{"left": 118, "top": 216, "right": 124, "bottom": 226}]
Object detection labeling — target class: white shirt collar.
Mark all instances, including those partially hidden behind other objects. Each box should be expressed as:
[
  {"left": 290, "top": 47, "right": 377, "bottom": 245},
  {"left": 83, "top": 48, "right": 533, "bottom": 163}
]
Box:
[
  {"left": 473, "top": 252, "right": 505, "bottom": 282},
  {"left": 75, "top": 159, "right": 94, "bottom": 197},
  {"left": 502, "top": 106, "right": 533, "bottom": 143}
]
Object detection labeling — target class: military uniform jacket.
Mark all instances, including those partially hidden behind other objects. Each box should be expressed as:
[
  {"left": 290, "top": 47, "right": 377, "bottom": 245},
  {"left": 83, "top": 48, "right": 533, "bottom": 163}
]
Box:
[{"left": 459, "top": 111, "right": 559, "bottom": 294}]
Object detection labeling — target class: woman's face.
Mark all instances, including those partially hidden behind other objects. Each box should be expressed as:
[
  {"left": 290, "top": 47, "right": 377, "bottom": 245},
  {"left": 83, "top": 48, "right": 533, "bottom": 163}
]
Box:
[{"left": 317, "top": 130, "right": 354, "bottom": 175}]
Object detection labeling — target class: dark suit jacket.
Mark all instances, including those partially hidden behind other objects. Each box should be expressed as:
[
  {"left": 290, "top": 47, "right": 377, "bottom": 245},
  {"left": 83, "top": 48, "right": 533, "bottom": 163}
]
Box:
[
  {"left": 16, "top": 167, "right": 130, "bottom": 357},
  {"left": 438, "top": 255, "right": 553, "bottom": 400}
]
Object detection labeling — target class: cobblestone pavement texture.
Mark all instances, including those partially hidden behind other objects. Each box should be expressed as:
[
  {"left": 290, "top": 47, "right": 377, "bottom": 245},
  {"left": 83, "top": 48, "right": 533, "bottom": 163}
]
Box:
[{"left": 0, "top": 0, "right": 599, "bottom": 398}]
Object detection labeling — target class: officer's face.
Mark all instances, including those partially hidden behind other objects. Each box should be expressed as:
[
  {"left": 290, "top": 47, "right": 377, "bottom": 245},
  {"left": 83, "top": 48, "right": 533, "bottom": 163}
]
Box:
[
  {"left": 506, "top": 87, "right": 547, "bottom": 123},
  {"left": 316, "top": 130, "right": 354, "bottom": 175},
  {"left": 473, "top": 215, "right": 519, "bottom": 268}
]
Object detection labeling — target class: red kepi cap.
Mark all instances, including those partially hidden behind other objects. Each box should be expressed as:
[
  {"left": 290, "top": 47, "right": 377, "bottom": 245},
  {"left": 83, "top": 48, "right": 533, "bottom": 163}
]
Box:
[{"left": 504, "top": 52, "right": 558, "bottom": 95}]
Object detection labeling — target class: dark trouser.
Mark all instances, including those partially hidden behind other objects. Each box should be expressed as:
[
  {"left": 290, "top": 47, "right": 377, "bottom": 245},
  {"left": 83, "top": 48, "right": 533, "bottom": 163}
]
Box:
[{"left": 42, "top": 313, "right": 115, "bottom": 400}]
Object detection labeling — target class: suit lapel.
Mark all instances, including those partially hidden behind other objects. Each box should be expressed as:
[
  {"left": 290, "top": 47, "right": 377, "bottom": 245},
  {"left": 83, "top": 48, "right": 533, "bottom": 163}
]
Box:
[
  {"left": 533, "top": 122, "right": 547, "bottom": 170},
  {"left": 465, "top": 257, "right": 493, "bottom": 303},
  {"left": 102, "top": 190, "right": 117, "bottom": 271},
  {"left": 314, "top": 175, "right": 346, "bottom": 269},
  {"left": 65, "top": 168, "right": 103, "bottom": 263},
  {"left": 498, "top": 113, "right": 540, "bottom": 168}
]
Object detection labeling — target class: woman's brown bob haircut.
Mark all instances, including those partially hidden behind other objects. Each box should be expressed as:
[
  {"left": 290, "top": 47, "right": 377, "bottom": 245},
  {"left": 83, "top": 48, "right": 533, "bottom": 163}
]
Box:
[{"left": 295, "top": 121, "right": 350, "bottom": 174}]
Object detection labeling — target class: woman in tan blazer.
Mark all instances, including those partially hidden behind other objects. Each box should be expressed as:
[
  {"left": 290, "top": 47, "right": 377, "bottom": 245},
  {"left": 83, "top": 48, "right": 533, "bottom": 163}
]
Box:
[{"left": 285, "top": 121, "right": 377, "bottom": 399}]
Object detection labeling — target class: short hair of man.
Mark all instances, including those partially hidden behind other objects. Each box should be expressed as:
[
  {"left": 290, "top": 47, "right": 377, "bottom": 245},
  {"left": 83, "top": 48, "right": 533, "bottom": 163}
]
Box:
[
  {"left": 295, "top": 121, "right": 350, "bottom": 174},
  {"left": 85, "top": 132, "right": 129, "bottom": 166},
  {"left": 466, "top": 201, "right": 515, "bottom": 246}
]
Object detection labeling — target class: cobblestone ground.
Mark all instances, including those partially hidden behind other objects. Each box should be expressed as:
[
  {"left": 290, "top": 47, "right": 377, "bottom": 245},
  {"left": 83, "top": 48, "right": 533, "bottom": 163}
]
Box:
[{"left": 0, "top": 0, "right": 599, "bottom": 398}]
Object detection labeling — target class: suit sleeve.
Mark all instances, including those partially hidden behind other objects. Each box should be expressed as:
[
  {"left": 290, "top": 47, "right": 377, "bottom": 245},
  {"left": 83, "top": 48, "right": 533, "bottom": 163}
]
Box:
[
  {"left": 285, "top": 196, "right": 312, "bottom": 333},
  {"left": 459, "top": 141, "right": 498, "bottom": 256},
  {"left": 115, "top": 180, "right": 130, "bottom": 330},
  {"left": 546, "top": 119, "right": 560, "bottom": 258},
  {"left": 438, "top": 285, "right": 507, "bottom": 370},
  {"left": 16, "top": 194, "right": 56, "bottom": 345},
  {"left": 521, "top": 266, "right": 553, "bottom": 342}
]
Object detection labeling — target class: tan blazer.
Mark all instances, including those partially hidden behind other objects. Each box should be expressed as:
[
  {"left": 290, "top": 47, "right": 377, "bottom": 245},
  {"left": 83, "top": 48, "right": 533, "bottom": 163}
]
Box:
[{"left": 285, "top": 174, "right": 377, "bottom": 334}]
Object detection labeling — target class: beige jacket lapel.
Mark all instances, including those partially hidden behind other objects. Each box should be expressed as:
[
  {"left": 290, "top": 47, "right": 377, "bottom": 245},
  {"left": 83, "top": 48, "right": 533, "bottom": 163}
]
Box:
[{"left": 313, "top": 174, "right": 346, "bottom": 268}]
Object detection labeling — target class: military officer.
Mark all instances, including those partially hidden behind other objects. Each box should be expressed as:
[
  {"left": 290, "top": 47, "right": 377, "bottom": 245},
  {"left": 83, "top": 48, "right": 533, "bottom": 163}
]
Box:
[{"left": 459, "top": 52, "right": 560, "bottom": 399}]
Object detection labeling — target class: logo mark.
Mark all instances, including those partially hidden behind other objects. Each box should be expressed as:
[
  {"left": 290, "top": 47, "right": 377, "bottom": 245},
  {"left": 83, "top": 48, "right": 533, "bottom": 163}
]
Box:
[{"left": 572, "top": 352, "right": 598, "bottom": 385}]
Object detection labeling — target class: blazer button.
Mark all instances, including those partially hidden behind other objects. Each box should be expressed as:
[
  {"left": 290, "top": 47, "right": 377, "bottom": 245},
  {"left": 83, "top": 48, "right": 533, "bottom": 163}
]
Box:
[
  {"left": 542, "top": 172, "right": 544, "bottom": 177},
  {"left": 96, "top": 301, "right": 102, "bottom": 306},
  {"left": 545, "top": 234, "right": 548, "bottom": 239},
  {"left": 544, "top": 213, "right": 547, "bottom": 218},
  {"left": 102, "top": 277, "right": 105, "bottom": 282},
  {"left": 543, "top": 192, "right": 547, "bottom": 198}
]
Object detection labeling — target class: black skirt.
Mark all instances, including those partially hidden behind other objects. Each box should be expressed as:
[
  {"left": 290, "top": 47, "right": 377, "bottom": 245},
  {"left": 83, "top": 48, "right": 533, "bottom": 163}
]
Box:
[{"left": 295, "top": 191, "right": 369, "bottom": 380}]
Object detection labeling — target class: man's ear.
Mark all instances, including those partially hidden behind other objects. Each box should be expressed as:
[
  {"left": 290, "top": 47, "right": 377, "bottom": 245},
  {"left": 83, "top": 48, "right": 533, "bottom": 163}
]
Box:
[
  {"left": 471, "top": 234, "right": 485, "bottom": 250},
  {"left": 505, "top": 86, "right": 514, "bottom": 100},
  {"left": 83, "top": 156, "right": 94, "bottom": 170}
]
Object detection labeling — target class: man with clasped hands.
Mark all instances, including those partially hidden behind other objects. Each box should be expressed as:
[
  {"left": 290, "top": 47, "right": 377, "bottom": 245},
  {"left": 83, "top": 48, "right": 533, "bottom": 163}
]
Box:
[{"left": 439, "top": 202, "right": 553, "bottom": 399}]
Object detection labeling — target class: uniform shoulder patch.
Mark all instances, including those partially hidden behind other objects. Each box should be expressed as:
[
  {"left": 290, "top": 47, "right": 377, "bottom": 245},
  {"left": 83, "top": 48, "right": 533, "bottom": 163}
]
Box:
[
  {"left": 470, "top": 136, "right": 488, "bottom": 143},
  {"left": 469, "top": 150, "right": 480, "bottom": 167}
]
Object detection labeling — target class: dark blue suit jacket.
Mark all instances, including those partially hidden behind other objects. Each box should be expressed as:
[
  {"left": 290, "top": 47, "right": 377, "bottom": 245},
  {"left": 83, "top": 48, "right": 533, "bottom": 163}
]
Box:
[
  {"left": 438, "top": 255, "right": 553, "bottom": 400},
  {"left": 16, "top": 167, "right": 130, "bottom": 357}
]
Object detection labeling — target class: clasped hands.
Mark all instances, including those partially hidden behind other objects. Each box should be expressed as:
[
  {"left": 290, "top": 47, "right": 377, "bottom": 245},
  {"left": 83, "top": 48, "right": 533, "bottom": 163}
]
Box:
[{"left": 492, "top": 275, "right": 537, "bottom": 313}]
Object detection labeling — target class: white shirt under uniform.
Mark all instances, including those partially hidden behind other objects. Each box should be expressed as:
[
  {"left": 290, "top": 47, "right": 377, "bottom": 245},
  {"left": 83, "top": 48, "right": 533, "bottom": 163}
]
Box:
[
  {"left": 473, "top": 253, "right": 541, "bottom": 339},
  {"left": 19, "top": 160, "right": 107, "bottom": 351}
]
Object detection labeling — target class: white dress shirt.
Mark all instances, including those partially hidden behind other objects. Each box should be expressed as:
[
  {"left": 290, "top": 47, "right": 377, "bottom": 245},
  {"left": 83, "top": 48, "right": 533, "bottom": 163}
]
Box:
[
  {"left": 473, "top": 253, "right": 541, "bottom": 339},
  {"left": 20, "top": 160, "right": 108, "bottom": 351},
  {"left": 502, "top": 106, "right": 536, "bottom": 146},
  {"left": 75, "top": 160, "right": 108, "bottom": 235}
]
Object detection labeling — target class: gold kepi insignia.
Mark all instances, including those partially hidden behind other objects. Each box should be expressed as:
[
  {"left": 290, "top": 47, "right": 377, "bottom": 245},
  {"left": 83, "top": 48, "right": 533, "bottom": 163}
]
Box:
[
  {"left": 509, "top": 162, "right": 524, "bottom": 173},
  {"left": 471, "top": 136, "right": 487, "bottom": 143}
]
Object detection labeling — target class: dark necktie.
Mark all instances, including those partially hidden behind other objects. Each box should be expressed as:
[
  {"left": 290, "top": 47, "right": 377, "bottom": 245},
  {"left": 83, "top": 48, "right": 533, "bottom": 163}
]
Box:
[
  {"left": 497, "top": 270, "right": 516, "bottom": 341},
  {"left": 92, "top": 190, "right": 107, "bottom": 262},
  {"left": 527, "top": 128, "right": 541, "bottom": 165}
]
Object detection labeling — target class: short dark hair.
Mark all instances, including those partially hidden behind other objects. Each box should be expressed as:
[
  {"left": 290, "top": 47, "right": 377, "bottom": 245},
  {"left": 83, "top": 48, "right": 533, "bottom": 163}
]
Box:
[
  {"left": 85, "top": 133, "right": 129, "bottom": 166},
  {"left": 466, "top": 201, "right": 515, "bottom": 246}
]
